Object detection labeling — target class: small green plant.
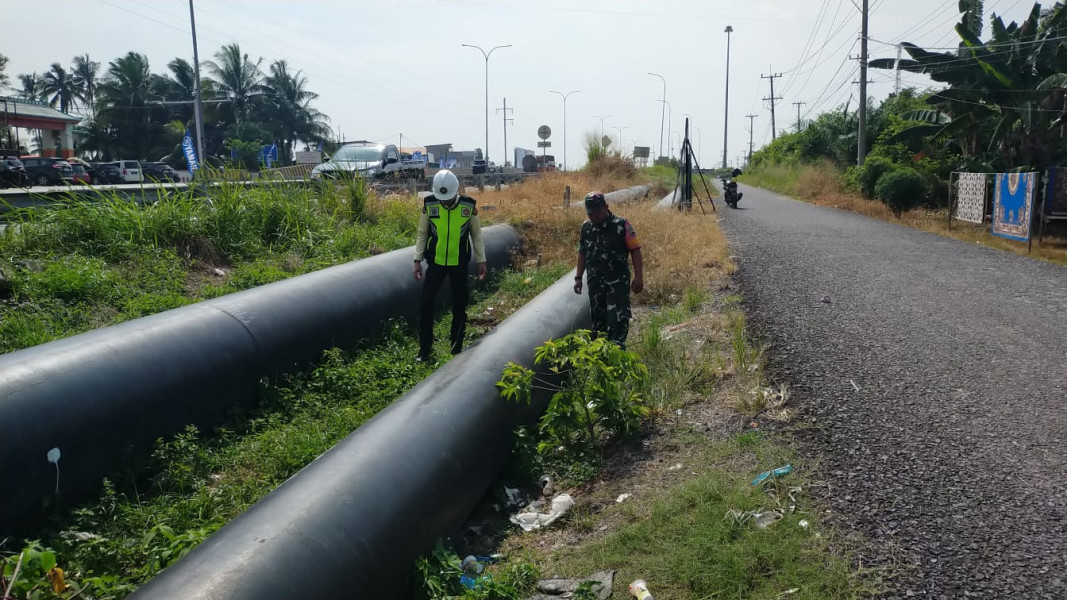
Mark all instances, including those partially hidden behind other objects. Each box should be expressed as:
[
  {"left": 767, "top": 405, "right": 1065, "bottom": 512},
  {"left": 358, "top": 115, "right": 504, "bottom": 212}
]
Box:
[
  {"left": 846, "top": 155, "right": 895, "bottom": 199},
  {"left": 413, "top": 540, "right": 538, "bottom": 600},
  {"left": 1, "top": 542, "right": 71, "bottom": 599},
  {"left": 874, "top": 167, "right": 927, "bottom": 216},
  {"left": 497, "top": 330, "right": 650, "bottom": 454}
]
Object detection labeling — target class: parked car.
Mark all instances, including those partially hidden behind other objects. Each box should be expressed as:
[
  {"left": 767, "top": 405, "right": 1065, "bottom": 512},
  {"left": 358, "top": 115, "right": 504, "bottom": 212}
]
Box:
[
  {"left": 90, "top": 163, "right": 125, "bottom": 185},
  {"left": 105, "top": 160, "right": 143, "bottom": 183},
  {"left": 0, "top": 158, "right": 29, "bottom": 188},
  {"left": 70, "top": 164, "right": 91, "bottom": 185},
  {"left": 141, "top": 162, "right": 179, "bottom": 183},
  {"left": 21, "top": 157, "right": 74, "bottom": 186},
  {"left": 311, "top": 142, "right": 424, "bottom": 181}
]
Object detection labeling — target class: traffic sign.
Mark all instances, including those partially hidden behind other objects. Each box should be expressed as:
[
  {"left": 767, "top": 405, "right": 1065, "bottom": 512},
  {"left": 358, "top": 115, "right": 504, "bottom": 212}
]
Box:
[
  {"left": 537, "top": 141, "right": 552, "bottom": 148},
  {"left": 602, "top": 135, "right": 612, "bottom": 148},
  {"left": 537, "top": 125, "right": 552, "bottom": 140}
]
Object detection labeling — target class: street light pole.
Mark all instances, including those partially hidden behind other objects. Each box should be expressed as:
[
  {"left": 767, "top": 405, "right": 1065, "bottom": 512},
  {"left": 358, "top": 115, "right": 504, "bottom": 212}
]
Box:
[
  {"left": 590, "top": 114, "right": 612, "bottom": 141},
  {"left": 188, "top": 0, "right": 206, "bottom": 171},
  {"left": 657, "top": 99, "right": 671, "bottom": 157},
  {"left": 611, "top": 126, "right": 629, "bottom": 152},
  {"left": 723, "top": 25, "right": 734, "bottom": 169},
  {"left": 462, "top": 43, "right": 511, "bottom": 164},
  {"left": 648, "top": 72, "right": 666, "bottom": 160},
  {"left": 549, "top": 89, "right": 579, "bottom": 171}
]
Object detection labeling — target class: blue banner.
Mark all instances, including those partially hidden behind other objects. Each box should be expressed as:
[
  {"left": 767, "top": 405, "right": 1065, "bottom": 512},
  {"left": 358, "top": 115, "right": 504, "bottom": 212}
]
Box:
[
  {"left": 182, "top": 130, "right": 199, "bottom": 173},
  {"left": 261, "top": 143, "right": 278, "bottom": 168}
]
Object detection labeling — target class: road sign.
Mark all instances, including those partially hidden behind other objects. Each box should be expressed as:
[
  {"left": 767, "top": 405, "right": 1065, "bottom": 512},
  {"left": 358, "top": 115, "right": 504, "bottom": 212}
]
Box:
[
  {"left": 537, "top": 125, "right": 552, "bottom": 140},
  {"left": 633, "top": 146, "right": 650, "bottom": 158},
  {"left": 537, "top": 141, "right": 552, "bottom": 148},
  {"left": 602, "top": 135, "right": 612, "bottom": 148}
]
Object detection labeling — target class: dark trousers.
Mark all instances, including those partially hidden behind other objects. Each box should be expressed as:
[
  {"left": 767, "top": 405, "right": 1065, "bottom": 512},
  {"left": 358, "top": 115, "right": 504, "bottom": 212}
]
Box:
[{"left": 419, "top": 263, "right": 470, "bottom": 355}]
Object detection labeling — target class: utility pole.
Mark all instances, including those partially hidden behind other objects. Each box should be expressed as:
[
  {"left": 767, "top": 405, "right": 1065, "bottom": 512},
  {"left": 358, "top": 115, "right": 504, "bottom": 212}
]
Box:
[
  {"left": 188, "top": 0, "right": 206, "bottom": 172},
  {"left": 723, "top": 25, "right": 734, "bottom": 169},
  {"left": 761, "top": 71, "right": 783, "bottom": 140},
  {"left": 792, "top": 101, "right": 806, "bottom": 131},
  {"left": 894, "top": 44, "right": 903, "bottom": 94},
  {"left": 496, "top": 97, "right": 513, "bottom": 166},
  {"left": 858, "top": 0, "right": 869, "bottom": 165},
  {"left": 745, "top": 113, "right": 758, "bottom": 164},
  {"left": 549, "top": 90, "right": 579, "bottom": 171}
]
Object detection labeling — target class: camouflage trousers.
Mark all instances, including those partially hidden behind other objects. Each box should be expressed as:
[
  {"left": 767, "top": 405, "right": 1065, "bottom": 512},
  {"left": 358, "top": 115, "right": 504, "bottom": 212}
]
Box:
[{"left": 588, "top": 279, "right": 632, "bottom": 350}]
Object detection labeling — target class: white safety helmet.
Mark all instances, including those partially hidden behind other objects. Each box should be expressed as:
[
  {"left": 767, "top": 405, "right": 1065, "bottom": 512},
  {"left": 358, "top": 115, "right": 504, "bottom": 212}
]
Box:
[{"left": 432, "top": 169, "right": 460, "bottom": 201}]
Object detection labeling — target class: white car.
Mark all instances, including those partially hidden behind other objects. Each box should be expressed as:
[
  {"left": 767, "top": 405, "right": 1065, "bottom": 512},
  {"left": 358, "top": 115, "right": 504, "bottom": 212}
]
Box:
[{"left": 107, "top": 160, "right": 143, "bottom": 183}]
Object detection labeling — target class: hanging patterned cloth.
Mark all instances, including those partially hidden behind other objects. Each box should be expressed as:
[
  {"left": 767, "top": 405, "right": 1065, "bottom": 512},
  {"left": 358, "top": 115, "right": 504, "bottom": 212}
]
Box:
[
  {"left": 992, "top": 172, "right": 1037, "bottom": 241},
  {"left": 954, "top": 172, "right": 987, "bottom": 224},
  {"left": 1045, "top": 168, "right": 1067, "bottom": 216}
]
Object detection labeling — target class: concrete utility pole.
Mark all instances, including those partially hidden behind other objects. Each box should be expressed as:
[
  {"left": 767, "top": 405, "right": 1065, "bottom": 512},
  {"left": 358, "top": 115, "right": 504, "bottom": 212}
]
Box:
[
  {"left": 496, "top": 97, "right": 513, "bottom": 166},
  {"left": 549, "top": 90, "right": 579, "bottom": 171},
  {"left": 462, "top": 43, "right": 511, "bottom": 165},
  {"left": 188, "top": 0, "right": 206, "bottom": 170},
  {"left": 762, "top": 71, "right": 783, "bottom": 140},
  {"left": 793, "top": 101, "right": 806, "bottom": 131},
  {"left": 723, "top": 25, "right": 734, "bottom": 169},
  {"left": 858, "top": 0, "right": 869, "bottom": 165},
  {"left": 648, "top": 72, "right": 666, "bottom": 160},
  {"left": 894, "top": 44, "right": 903, "bottom": 94},
  {"left": 745, "top": 113, "right": 758, "bottom": 164}
]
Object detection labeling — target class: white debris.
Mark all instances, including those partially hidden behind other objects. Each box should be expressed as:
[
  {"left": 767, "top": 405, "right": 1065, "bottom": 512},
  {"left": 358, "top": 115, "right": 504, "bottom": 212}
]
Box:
[
  {"left": 616, "top": 493, "right": 632, "bottom": 503},
  {"left": 510, "top": 494, "right": 575, "bottom": 532}
]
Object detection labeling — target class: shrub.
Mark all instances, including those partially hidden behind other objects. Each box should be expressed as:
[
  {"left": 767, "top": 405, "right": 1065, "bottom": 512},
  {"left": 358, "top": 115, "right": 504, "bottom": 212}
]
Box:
[
  {"left": 874, "top": 168, "right": 926, "bottom": 216},
  {"left": 585, "top": 153, "right": 637, "bottom": 180},
  {"left": 848, "top": 155, "right": 896, "bottom": 198}
]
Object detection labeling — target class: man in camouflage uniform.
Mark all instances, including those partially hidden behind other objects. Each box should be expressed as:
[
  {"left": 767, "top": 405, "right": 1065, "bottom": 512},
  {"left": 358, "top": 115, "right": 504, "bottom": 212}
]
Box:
[{"left": 574, "top": 191, "right": 644, "bottom": 349}]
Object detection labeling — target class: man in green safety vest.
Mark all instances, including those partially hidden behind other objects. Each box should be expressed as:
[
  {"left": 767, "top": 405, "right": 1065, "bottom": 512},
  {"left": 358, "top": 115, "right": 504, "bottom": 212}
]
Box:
[
  {"left": 574, "top": 191, "right": 644, "bottom": 350},
  {"left": 413, "top": 169, "right": 487, "bottom": 362}
]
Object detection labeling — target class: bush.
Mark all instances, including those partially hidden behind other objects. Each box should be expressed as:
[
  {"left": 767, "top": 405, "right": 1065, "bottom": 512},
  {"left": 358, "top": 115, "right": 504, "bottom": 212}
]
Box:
[
  {"left": 874, "top": 168, "right": 926, "bottom": 216},
  {"left": 585, "top": 153, "right": 637, "bottom": 179},
  {"left": 848, "top": 155, "right": 896, "bottom": 198}
]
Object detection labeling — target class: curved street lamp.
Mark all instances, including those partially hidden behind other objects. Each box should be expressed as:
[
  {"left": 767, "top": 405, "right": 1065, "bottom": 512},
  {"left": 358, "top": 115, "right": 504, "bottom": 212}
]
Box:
[
  {"left": 657, "top": 99, "right": 672, "bottom": 157},
  {"left": 590, "top": 114, "right": 612, "bottom": 140},
  {"left": 549, "top": 89, "right": 580, "bottom": 171},
  {"left": 648, "top": 72, "right": 666, "bottom": 159},
  {"left": 462, "top": 43, "right": 511, "bottom": 164}
]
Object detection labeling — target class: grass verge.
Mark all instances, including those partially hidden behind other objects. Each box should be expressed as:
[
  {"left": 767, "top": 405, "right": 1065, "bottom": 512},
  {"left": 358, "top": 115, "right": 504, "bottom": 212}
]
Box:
[{"left": 741, "top": 162, "right": 1067, "bottom": 266}]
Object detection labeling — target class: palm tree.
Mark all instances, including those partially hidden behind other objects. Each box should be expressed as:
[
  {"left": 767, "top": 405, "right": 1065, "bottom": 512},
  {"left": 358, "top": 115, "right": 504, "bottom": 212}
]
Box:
[
  {"left": 206, "top": 43, "right": 263, "bottom": 124},
  {"left": 16, "top": 73, "right": 43, "bottom": 101},
  {"left": 98, "top": 52, "right": 159, "bottom": 159},
  {"left": 71, "top": 54, "right": 100, "bottom": 117},
  {"left": 0, "top": 54, "right": 9, "bottom": 91},
  {"left": 41, "top": 63, "right": 79, "bottom": 114},
  {"left": 260, "top": 60, "right": 330, "bottom": 164}
]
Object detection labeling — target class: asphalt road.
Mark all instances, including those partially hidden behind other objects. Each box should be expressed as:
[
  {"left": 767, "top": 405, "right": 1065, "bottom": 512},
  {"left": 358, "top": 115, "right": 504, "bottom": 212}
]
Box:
[{"left": 719, "top": 185, "right": 1066, "bottom": 599}]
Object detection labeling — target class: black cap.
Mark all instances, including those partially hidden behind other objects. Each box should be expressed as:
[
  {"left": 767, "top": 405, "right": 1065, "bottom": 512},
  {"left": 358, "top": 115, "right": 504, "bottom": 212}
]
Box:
[{"left": 584, "top": 191, "right": 606, "bottom": 213}]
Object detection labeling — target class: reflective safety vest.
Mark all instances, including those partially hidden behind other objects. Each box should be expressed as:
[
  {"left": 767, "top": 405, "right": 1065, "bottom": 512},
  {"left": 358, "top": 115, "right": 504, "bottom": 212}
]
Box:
[{"left": 424, "top": 195, "right": 477, "bottom": 266}]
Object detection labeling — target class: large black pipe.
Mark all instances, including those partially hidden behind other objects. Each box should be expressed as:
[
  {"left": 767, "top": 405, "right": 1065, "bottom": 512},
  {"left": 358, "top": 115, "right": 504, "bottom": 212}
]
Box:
[
  {"left": 131, "top": 271, "right": 591, "bottom": 600},
  {"left": 0, "top": 226, "right": 519, "bottom": 534}
]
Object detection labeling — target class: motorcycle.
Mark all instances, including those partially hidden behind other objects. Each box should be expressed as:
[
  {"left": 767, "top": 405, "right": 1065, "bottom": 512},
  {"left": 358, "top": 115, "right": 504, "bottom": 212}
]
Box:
[{"left": 721, "top": 168, "right": 743, "bottom": 208}]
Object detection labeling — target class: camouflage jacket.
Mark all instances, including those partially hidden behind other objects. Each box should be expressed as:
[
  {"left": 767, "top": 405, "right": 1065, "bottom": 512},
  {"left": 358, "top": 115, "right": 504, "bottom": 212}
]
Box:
[{"left": 578, "top": 213, "right": 641, "bottom": 285}]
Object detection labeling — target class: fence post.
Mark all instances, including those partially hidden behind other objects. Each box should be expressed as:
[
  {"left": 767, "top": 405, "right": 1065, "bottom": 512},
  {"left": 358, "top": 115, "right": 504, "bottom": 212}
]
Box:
[{"left": 564, "top": 185, "right": 571, "bottom": 208}]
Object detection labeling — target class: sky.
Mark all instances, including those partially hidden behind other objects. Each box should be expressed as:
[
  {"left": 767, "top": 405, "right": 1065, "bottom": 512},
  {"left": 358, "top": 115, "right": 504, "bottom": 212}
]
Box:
[{"left": 1, "top": 0, "right": 1039, "bottom": 168}]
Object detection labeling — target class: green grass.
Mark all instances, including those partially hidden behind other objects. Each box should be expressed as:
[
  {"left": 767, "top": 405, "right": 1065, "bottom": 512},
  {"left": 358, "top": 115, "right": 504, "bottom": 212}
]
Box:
[
  {"left": 543, "top": 436, "right": 861, "bottom": 600},
  {"left": 5, "top": 263, "right": 567, "bottom": 599},
  {"left": 0, "top": 180, "right": 417, "bottom": 354},
  {"left": 738, "top": 163, "right": 805, "bottom": 196}
]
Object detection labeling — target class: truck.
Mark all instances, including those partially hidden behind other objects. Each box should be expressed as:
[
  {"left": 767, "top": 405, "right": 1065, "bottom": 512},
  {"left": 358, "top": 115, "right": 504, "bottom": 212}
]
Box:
[{"left": 311, "top": 142, "right": 425, "bottom": 181}]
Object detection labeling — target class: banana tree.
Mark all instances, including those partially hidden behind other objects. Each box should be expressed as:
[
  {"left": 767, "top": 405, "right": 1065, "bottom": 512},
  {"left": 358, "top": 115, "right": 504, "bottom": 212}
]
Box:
[{"left": 871, "top": 1, "right": 1067, "bottom": 169}]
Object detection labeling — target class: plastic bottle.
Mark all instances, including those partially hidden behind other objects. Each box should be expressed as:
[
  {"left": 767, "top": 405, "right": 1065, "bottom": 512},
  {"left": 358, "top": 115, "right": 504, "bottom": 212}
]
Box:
[{"left": 629, "top": 579, "right": 653, "bottom": 600}]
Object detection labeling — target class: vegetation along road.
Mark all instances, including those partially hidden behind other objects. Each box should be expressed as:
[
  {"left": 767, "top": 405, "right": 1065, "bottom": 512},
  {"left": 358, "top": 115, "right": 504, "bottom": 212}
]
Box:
[{"left": 720, "top": 184, "right": 1066, "bottom": 599}]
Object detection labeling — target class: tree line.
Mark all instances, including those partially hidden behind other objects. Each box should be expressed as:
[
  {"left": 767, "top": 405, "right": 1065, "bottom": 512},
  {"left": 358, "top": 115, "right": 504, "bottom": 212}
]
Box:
[
  {"left": 749, "top": 0, "right": 1066, "bottom": 213},
  {"left": 0, "top": 43, "right": 331, "bottom": 167}
]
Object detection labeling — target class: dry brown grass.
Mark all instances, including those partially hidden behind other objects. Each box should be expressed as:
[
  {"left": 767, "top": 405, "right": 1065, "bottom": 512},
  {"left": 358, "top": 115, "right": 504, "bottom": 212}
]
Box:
[
  {"left": 474, "top": 171, "right": 733, "bottom": 304},
  {"left": 755, "top": 162, "right": 1067, "bottom": 266}
]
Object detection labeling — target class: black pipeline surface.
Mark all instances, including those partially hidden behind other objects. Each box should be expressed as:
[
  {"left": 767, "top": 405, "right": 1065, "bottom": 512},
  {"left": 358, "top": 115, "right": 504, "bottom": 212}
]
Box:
[
  {"left": 0, "top": 226, "right": 519, "bottom": 534},
  {"left": 131, "top": 271, "right": 591, "bottom": 600},
  {"left": 568, "top": 184, "right": 652, "bottom": 209}
]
